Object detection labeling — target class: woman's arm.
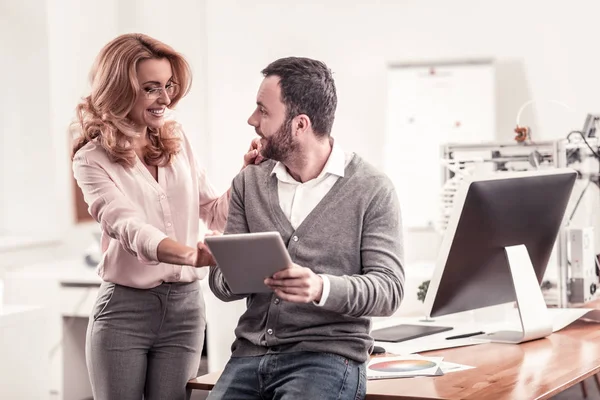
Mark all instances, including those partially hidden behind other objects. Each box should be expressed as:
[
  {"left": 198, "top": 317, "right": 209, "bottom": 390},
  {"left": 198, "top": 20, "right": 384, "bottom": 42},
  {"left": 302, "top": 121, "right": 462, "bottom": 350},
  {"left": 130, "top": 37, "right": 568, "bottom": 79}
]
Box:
[
  {"left": 198, "top": 138, "right": 263, "bottom": 231},
  {"left": 157, "top": 237, "right": 215, "bottom": 267},
  {"left": 198, "top": 170, "right": 229, "bottom": 232},
  {"left": 73, "top": 154, "right": 213, "bottom": 267}
]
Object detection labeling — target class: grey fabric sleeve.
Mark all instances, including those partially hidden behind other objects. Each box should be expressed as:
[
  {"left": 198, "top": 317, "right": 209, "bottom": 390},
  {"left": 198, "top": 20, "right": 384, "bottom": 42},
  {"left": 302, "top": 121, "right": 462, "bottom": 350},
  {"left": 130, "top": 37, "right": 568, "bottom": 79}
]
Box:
[
  {"left": 321, "top": 184, "right": 405, "bottom": 317},
  {"left": 208, "top": 173, "right": 249, "bottom": 302}
]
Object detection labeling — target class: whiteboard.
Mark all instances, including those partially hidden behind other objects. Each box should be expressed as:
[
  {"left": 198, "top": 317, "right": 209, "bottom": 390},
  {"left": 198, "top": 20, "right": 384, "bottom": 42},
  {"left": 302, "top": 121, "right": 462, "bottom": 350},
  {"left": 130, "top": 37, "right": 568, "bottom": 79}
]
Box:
[{"left": 384, "top": 61, "right": 496, "bottom": 229}]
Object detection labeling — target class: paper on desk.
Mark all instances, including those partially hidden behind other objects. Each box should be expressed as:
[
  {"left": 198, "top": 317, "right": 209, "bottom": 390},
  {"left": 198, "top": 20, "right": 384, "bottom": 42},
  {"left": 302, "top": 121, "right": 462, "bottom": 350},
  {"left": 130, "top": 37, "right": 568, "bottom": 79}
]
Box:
[
  {"left": 411, "top": 354, "right": 475, "bottom": 375},
  {"left": 549, "top": 308, "right": 595, "bottom": 332},
  {"left": 367, "top": 356, "right": 444, "bottom": 380},
  {"left": 580, "top": 309, "right": 600, "bottom": 322},
  {"left": 440, "top": 308, "right": 595, "bottom": 336},
  {"left": 439, "top": 361, "right": 475, "bottom": 374}
]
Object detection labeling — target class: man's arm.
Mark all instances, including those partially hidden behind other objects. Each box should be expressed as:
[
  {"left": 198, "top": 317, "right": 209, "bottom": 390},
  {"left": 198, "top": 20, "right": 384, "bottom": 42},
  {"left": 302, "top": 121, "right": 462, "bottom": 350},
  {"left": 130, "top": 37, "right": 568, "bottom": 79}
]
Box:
[
  {"left": 208, "top": 173, "right": 250, "bottom": 302},
  {"left": 321, "top": 184, "right": 405, "bottom": 317}
]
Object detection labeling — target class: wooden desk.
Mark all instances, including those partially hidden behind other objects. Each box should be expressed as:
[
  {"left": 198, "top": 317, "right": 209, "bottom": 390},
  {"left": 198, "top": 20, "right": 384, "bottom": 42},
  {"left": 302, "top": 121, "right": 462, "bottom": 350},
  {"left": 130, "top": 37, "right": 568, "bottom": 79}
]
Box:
[{"left": 188, "top": 304, "right": 600, "bottom": 399}]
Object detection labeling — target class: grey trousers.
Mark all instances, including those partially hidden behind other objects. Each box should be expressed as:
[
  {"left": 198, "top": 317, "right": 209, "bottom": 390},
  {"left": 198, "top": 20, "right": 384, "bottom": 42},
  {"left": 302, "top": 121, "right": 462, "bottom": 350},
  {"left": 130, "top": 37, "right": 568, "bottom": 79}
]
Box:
[{"left": 86, "top": 280, "right": 205, "bottom": 400}]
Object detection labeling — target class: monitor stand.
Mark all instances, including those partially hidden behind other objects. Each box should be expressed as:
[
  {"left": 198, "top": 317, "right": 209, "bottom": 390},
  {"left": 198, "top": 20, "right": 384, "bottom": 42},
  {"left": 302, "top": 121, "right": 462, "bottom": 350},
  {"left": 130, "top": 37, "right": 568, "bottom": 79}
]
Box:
[{"left": 473, "top": 244, "right": 553, "bottom": 344}]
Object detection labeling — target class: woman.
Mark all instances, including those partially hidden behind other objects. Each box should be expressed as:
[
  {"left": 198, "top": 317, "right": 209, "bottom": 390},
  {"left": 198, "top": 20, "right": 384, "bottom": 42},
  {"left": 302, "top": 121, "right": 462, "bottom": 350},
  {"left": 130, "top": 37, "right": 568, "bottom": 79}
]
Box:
[{"left": 71, "top": 33, "right": 260, "bottom": 400}]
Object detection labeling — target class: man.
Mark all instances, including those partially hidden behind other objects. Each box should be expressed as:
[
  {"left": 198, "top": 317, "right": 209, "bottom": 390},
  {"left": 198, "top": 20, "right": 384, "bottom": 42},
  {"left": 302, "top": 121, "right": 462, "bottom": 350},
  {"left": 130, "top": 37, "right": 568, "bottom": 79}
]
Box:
[{"left": 207, "top": 57, "right": 404, "bottom": 400}]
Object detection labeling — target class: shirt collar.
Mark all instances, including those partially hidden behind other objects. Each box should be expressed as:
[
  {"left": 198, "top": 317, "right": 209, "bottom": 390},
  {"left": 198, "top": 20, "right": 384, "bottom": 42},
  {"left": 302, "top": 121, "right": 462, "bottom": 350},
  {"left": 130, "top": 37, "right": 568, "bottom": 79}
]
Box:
[{"left": 270, "top": 138, "right": 345, "bottom": 183}]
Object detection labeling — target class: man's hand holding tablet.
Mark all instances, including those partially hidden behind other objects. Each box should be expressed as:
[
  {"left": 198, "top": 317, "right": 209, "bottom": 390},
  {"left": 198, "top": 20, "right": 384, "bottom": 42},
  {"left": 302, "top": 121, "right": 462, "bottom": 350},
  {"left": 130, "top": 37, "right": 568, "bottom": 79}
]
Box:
[{"left": 264, "top": 264, "right": 324, "bottom": 304}]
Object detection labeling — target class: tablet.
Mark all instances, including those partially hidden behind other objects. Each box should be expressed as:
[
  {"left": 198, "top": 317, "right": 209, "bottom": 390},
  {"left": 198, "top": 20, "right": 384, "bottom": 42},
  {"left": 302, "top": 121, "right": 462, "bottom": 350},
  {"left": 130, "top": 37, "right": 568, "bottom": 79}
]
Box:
[{"left": 205, "top": 231, "right": 292, "bottom": 294}]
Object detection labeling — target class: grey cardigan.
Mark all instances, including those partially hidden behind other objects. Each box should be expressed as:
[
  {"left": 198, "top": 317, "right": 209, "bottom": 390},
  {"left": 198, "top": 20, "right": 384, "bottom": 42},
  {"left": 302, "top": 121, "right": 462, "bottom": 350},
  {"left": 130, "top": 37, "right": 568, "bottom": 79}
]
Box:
[{"left": 208, "top": 154, "right": 405, "bottom": 363}]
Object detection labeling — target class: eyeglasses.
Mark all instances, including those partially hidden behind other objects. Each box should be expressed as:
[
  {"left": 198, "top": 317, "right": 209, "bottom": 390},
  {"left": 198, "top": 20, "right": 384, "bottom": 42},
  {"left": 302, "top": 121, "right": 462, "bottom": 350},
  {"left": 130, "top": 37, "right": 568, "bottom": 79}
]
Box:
[{"left": 143, "top": 83, "right": 179, "bottom": 100}]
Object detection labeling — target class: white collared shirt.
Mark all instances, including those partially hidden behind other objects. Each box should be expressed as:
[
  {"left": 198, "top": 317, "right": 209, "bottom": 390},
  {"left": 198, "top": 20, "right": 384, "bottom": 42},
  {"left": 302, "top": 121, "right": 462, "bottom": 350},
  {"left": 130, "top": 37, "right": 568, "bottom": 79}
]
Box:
[{"left": 271, "top": 140, "right": 352, "bottom": 306}]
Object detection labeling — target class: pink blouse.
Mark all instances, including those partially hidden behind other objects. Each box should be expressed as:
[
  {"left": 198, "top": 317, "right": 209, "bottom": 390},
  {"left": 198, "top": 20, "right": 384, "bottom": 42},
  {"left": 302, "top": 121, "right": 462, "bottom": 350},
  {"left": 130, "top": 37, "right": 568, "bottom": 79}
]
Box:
[{"left": 72, "top": 133, "right": 228, "bottom": 289}]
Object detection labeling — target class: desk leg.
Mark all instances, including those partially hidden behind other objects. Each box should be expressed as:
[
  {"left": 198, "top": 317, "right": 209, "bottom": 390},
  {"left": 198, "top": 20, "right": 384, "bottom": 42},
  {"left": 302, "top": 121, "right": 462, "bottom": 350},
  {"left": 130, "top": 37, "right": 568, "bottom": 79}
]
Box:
[
  {"left": 63, "top": 317, "right": 93, "bottom": 400},
  {"left": 580, "top": 380, "right": 588, "bottom": 398}
]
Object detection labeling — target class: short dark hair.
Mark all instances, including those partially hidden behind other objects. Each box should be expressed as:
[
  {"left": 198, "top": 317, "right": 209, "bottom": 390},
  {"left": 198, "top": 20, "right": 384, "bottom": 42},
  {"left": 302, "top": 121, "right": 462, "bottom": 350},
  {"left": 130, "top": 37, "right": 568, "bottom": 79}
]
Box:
[{"left": 261, "top": 57, "right": 337, "bottom": 137}]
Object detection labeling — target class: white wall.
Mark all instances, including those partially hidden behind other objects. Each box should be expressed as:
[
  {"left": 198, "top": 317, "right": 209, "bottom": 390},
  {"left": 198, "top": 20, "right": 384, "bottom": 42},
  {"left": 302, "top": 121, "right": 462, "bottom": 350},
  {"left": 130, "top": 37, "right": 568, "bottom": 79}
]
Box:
[{"left": 1, "top": 0, "right": 54, "bottom": 237}]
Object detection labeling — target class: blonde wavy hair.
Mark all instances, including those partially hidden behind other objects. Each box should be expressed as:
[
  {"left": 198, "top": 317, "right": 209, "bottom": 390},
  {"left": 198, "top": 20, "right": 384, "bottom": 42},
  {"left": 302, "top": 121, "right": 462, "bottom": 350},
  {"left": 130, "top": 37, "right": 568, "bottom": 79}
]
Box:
[{"left": 71, "top": 33, "right": 192, "bottom": 167}]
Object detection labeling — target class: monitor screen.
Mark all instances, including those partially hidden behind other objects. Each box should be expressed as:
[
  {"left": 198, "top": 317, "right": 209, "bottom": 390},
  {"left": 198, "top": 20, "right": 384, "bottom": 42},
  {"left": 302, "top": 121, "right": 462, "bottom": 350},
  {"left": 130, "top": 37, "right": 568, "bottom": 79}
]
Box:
[{"left": 425, "top": 169, "right": 577, "bottom": 318}]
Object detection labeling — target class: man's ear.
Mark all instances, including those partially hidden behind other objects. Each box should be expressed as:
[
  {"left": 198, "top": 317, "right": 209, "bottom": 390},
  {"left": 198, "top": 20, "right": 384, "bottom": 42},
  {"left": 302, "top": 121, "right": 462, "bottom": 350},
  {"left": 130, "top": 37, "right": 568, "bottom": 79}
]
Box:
[{"left": 295, "top": 114, "right": 311, "bottom": 135}]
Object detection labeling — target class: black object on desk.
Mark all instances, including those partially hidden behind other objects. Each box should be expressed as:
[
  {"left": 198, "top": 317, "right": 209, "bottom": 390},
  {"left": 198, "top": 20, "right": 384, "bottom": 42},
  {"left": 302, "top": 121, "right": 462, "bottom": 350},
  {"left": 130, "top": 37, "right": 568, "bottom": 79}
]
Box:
[
  {"left": 371, "top": 324, "right": 453, "bottom": 343},
  {"left": 445, "top": 331, "right": 485, "bottom": 340},
  {"left": 371, "top": 345, "right": 386, "bottom": 355}
]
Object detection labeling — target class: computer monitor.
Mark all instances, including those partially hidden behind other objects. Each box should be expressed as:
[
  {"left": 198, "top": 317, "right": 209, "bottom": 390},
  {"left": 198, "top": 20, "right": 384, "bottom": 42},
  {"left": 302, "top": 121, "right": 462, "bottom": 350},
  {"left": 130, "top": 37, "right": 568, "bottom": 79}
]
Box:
[{"left": 424, "top": 168, "right": 577, "bottom": 343}]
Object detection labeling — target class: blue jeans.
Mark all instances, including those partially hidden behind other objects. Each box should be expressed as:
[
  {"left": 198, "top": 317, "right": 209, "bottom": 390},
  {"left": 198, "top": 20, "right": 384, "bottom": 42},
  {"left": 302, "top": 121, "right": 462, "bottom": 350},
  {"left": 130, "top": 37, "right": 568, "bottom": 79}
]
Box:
[{"left": 207, "top": 352, "right": 367, "bottom": 400}]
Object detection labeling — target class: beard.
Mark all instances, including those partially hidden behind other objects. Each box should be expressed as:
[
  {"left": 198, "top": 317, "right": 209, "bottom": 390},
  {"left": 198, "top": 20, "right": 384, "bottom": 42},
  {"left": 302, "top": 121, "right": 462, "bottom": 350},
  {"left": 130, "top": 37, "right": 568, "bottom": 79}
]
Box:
[{"left": 261, "top": 117, "right": 299, "bottom": 162}]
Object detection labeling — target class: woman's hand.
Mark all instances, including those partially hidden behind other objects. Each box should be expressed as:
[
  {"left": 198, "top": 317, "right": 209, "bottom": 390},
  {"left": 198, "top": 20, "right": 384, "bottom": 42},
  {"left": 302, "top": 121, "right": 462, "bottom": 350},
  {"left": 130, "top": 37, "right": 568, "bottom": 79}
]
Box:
[
  {"left": 242, "top": 137, "right": 265, "bottom": 169},
  {"left": 193, "top": 230, "right": 222, "bottom": 268},
  {"left": 194, "top": 241, "right": 216, "bottom": 267}
]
